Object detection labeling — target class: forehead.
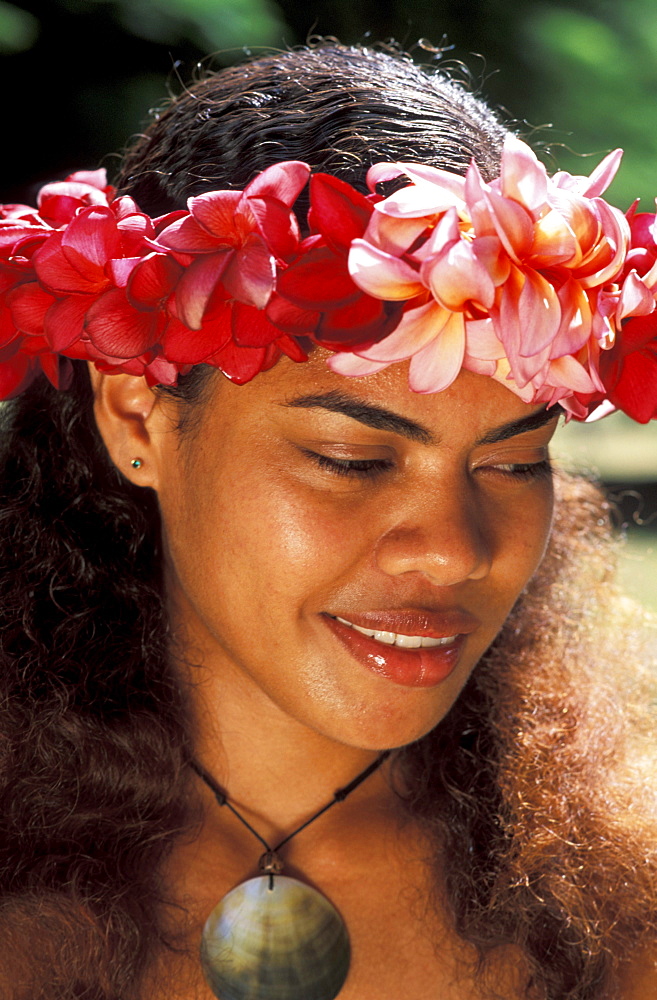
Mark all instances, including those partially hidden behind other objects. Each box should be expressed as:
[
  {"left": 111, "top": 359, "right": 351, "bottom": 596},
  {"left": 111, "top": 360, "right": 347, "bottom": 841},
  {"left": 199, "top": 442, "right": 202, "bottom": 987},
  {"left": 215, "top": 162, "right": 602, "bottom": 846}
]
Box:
[{"left": 197, "top": 351, "right": 555, "bottom": 444}]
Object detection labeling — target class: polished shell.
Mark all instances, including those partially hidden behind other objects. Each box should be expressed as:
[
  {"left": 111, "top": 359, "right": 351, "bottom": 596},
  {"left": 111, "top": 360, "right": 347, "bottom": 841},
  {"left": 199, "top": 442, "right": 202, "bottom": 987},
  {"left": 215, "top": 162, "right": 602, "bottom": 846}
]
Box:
[{"left": 200, "top": 874, "right": 351, "bottom": 1000}]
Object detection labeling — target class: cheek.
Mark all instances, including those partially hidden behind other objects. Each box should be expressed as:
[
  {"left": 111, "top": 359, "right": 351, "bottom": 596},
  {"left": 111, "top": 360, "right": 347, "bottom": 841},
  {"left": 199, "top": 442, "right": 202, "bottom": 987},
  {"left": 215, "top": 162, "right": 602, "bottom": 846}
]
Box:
[
  {"left": 495, "top": 484, "right": 554, "bottom": 597},
  {"left": 161, "top": 458, "right": 361, "bottom": 627}
]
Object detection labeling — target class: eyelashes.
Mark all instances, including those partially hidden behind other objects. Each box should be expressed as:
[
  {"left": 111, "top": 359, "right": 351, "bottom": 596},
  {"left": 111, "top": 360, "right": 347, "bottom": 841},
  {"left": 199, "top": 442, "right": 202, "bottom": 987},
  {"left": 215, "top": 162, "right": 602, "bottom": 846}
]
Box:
[
  {"left": 488, "top": 459, "right": 553, "bottom": 481},
  {"left": 302, "top": 450, "right": 394, "bottom": 479},
  {"left": 302, "top": 449, "right": 553, "bottom": 482}
]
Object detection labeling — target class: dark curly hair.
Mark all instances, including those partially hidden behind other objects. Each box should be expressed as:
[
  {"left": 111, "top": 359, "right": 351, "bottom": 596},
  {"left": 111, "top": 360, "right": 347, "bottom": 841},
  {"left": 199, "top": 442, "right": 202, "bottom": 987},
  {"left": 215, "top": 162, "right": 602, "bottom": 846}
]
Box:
[{"left": 1, "top": 43, "right": 656, "bottom": 1000}]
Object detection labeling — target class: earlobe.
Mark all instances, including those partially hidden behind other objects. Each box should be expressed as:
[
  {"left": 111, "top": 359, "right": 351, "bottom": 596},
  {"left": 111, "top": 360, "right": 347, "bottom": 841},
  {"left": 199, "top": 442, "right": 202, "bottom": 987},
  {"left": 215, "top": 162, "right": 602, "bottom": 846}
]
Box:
[{"left": 88, "top": 365, "right": 170, "bottom": 489}]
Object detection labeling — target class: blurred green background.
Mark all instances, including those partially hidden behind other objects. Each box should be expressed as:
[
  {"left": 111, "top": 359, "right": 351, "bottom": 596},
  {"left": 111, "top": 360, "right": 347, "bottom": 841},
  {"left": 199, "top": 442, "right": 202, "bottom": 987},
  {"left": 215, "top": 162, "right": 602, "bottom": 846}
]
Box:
[{"left": 2, "top": 0, "right": 657, "bottom": 609}]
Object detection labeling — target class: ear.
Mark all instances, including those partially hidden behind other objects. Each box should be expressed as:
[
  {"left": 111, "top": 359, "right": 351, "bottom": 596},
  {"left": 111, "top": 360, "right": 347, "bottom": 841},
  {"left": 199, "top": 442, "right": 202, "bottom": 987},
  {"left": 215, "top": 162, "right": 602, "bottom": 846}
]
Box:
[{"left": 88, "top": 365, "right": 174, "bottom": 490}]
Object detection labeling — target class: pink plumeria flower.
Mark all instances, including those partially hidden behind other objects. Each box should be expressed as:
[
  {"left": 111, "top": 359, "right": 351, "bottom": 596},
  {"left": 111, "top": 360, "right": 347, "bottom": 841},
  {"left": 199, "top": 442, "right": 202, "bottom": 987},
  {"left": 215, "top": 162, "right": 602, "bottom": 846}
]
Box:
[{"left": 334, "top": 135, "right": 632, "bottom": 405}]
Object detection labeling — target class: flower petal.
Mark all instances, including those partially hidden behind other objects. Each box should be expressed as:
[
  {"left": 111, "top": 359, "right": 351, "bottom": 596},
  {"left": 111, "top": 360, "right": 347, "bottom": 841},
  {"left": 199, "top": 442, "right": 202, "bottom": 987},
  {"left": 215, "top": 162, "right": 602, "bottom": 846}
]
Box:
[
  {"left": 464, "top": 160, "right": 495, "bottom": 237},
  {"left": 499, "top": 135, "right": 549, "bottom": 216},
  {"left": 85, "top": 287, "right": 159, "bottom": 358},
  {"left": 276, "top": 334, "right": 308, "bottom": 363},
  {"left": 615, "top": 270, "right": 656, "bottom": 323},
  {"left": 37, "top": 179, "right": 111, "bottom": 226},
  {"left": 357, "top": 301, "right": 449, "bottom": 362},
  {"left": 265, "top": 293, "right": 319, "bottom": 335},
  {"left": 546, "top": 354, "right": 598, "bottom": 394},
  {"left": 579, "top": 148, "right": 623, "bottom": 198},
  {"left": 308, "top": 173, "right": 372, "bottom": 252},
  {"left": 408, "top": 311, "right": 466, "bottom": 393},
  {"left": 462, "top": 353, "right": 498, "bottom": 377},
  {"left": 0, "top": 349, "right": 34, "bottom": 399},
  {"left": 0, "top": 303, "right": 18, "bottom": 350},
  {"left": 186, "top": 190, "right": 244, "bottom": 239},
  {"left": 61, "top": 206, "right": 121, "bottom": 270},
  {"left": 421, "top": 234, "right": 496, "bottom": 312},
  {"left": 232, "top": 301, "right": 282, "bottom": 347},
  {"left": 348, "top": 239, "right": 423, "bottom": 300},
  {"left": 464, "top": 316, "right": 505, "bottom": 361},
  {"left": 222, "top": 240, "right": 275, "bottom": 308},
  {"left": 157, "top": 212, "right": 235, "bottom": 253},
  {"left": 44, "top": 294, "right": 90, "bottom": 351},
  {"left": 607, "top": 346, "right": 657, "bottom": 422},
  {"left": 363, "top": 211, "right": 430, "bottom": 256},
  {"left": 530, "top": 209, "right": 578, "bottom": 266},
  {"left": 143, "top": 356, "right": 181, "bottom": 388},
  {"left": 116, "top": 211, "right": 156, "bottom": 242},
  {"left": 247, "top": 197, "right": 300, "bottom": 261},
  {"left": 314, "top": 296, "right": 400, "bottom": 350},
  {"left": 34, "top": 231, "right": 105, "bottom": 294},
  {"left": 207, "top": 339, "right": 269, "bottom": 385},
  {"left": 580, "top": 201, "right": 629, "bottom": 287},
  {"left": 327, "top": 353, "right": 392, "bottom": 377},
  {"left": 7, "top": 282, "right": 54, "bottom": 337},
  {"left": 516, "top": 268, "right": 562, "bottom": 356},
  {"left": 369, "top": 161, "right": 466, "bottom": 217},
  {"left": 174, "top": 251, "right": 232, "bottom": 329},
  {"left": 483, "top": 188, "right": 534, "bottom": 260},
  {"left": 549, "top": 277, "right": 592, "bottom": 358},
  {"left": 244, "top": 161, "right": 310, "bottom": 208},
  {"left": 109, "top": 256, "right": 142, "bottom": 288},
  {"left": 278, "top": 245, "right": 360, "bottom": 309},
  {"left": 162, "top": 309, "right": 232, "bottom": 364},
  {"left": 127, "top": 252, "right": 183, "bottom": 307}
]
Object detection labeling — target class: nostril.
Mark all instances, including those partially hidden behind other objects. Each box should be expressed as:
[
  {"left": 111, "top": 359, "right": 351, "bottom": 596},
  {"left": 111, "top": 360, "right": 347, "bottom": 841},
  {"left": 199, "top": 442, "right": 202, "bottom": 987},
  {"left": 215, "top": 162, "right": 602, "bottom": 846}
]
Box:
[{"left": 374, "top": 520, "right": 492, "bottom": 586}]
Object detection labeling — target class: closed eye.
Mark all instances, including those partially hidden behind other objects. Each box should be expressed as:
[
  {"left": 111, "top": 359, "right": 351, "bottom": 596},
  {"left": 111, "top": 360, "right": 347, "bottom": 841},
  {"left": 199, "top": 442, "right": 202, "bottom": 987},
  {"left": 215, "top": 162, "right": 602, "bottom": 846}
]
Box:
[
  {"left": 487, "top": 458, "right": 553, "bottom": 481},
  {"left": 301, "top": 449, "right": 394, "bottom": 479}
]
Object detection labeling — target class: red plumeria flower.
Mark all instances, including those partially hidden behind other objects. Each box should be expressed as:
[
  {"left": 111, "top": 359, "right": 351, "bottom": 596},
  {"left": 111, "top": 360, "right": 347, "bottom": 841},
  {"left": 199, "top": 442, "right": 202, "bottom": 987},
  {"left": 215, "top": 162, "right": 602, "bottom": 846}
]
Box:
[
  {"left": 83, "top": 251, "right": 183, "bottom": 360},
  {"left": 0, "top": 237, "right": 61, "bottom": 396},
  {"left": 10, "top": 198, "right": 160, "bottom": 357},
  {"left": 623, "top": 208, "right": 657, "bottom": 278},
  {"left": 156, "top": 161, "right": 310, "bottom": 342},
  {"left": 0, "top": 311, "right": 68, "bottom": 398},
  {"left": 598, "top": 312, "right": 657, "bottom": 422},
  {"left": 36, "top": 169, "right": 115, "bottom": 227},
  {"left": 272, "top": 172, "right": 402, "bottom": 350}
]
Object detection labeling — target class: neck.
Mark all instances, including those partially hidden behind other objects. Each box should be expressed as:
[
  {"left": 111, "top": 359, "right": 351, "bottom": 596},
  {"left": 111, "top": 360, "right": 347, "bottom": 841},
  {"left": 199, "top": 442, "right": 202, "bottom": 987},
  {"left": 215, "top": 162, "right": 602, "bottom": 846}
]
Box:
[
  {"left": 171, "top": 634, "right": 396, "bottom": 846},
  {"left": 192, "top": 750, "right": 391, "bottom": 856},
  {"left": 166, "top": 573, "right": 404, "bottom": 848},
  {"left": 189, "top": 672, "right": 395, "bottom": 840}
]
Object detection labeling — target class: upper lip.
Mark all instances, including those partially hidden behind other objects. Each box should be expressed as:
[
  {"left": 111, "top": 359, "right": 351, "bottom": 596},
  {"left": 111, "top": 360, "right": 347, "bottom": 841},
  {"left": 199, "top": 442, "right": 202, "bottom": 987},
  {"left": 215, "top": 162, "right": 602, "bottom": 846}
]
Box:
[{"left": 325, "top": 608, "right": 480, "bottom": 639}]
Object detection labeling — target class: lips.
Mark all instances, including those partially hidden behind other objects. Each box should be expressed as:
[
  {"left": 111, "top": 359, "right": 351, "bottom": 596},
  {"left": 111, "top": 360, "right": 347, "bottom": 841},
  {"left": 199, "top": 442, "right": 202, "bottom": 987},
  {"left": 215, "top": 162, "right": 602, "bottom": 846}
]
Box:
[
  {"left": 329, "top": 608, "right": 479, "bottom": 639},
  {"left": 322, "top": 607, "right": 478, "bottom": 688},
  {"left": 335, "top": 616, "right": 455, "bottom": 648}
]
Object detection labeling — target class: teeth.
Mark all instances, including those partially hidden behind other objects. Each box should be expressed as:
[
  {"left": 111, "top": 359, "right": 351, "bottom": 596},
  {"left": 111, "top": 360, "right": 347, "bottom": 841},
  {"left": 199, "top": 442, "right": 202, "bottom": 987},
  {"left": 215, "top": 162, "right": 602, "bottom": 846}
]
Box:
[{"left": 335, "top": 617, "right": 457, "bottom": 648}]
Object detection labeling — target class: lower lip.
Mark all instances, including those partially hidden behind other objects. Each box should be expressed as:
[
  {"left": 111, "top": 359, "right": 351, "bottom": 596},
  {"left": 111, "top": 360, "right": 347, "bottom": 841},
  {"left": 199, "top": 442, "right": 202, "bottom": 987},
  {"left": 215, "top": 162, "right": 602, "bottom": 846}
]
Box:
[{"left": 323, "top": 615, "right": 465, "bottom": 688}]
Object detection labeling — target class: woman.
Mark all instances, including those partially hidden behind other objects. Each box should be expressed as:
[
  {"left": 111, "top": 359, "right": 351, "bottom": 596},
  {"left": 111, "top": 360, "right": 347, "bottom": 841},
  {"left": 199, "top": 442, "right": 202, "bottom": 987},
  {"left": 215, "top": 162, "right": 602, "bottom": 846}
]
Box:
[{"left": 1, "top": 43, "right": 656, "bottom": 1000}]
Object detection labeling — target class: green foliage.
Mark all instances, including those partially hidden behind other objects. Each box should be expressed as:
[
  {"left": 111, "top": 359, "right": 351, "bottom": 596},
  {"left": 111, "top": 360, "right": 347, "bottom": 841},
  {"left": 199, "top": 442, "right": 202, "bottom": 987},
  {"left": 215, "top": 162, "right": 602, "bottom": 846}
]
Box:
[
  {"left": 0, "top": 0, "right": 38, "bottom": 53},
  {"left": 4, "top": 0, "right": 657, "bottom": 217},
  {"left": 520, "top": 1, "right": 657, "bottom": 210},
  {"left": 114, "top": 0, "right": 289, "bottom": 53}
]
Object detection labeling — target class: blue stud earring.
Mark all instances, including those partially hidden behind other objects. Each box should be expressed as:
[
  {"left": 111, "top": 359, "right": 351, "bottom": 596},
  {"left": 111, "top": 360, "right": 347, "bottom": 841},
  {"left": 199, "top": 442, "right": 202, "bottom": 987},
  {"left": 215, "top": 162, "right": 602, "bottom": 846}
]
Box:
[{"left": 130, "top": 458, "right": 143, "bottom": 469}]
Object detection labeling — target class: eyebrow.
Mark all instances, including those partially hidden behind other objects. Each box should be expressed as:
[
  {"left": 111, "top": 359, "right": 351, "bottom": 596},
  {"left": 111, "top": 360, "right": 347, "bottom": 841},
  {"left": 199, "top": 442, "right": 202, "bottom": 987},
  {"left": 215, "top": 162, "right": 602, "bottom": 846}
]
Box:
[
  {"left": 283, "top": 390, "right": 560, "bottom": 445},
  {"left": 283, "top": 390, "right": 433, "bottom": 443},
  {"left": 477, "top": 406, "right": 562, "bottom": 444}
]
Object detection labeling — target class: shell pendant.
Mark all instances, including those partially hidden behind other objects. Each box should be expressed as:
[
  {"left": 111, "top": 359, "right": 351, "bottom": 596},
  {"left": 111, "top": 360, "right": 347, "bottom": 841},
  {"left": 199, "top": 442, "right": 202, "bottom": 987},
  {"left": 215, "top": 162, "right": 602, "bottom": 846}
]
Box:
[{"left": 200, "top": 874, "right": 351, "bottom": 1000}]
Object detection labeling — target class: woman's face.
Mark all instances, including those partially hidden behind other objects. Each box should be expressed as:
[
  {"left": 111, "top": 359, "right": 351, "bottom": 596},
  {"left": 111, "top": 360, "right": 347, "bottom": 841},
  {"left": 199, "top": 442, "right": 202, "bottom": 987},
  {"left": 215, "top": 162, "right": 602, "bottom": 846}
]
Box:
[{"left": 154, "top": 355, "right": 557, "bottom": 750}]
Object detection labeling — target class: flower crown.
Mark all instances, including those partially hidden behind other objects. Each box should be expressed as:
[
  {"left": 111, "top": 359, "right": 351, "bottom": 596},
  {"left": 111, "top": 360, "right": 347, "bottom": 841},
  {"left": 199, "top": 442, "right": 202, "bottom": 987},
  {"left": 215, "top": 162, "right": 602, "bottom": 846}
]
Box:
[{"left": 2, "top": 135, "right": 657, "bottom": 422}]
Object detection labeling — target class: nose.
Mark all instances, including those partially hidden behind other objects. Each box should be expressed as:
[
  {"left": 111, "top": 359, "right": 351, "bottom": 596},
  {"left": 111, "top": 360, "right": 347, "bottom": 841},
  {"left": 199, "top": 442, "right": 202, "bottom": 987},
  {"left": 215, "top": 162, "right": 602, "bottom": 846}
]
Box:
[{"left": 374, "top": 483, "right": 492, "bottom": 587}]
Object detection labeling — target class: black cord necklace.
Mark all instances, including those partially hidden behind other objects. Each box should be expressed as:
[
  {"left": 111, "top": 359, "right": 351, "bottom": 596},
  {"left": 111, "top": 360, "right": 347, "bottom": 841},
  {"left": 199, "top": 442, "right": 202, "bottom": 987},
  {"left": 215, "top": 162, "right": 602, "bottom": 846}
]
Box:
[{"left": 192, "top": 750, "right": 391, "bottom": 1000}]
